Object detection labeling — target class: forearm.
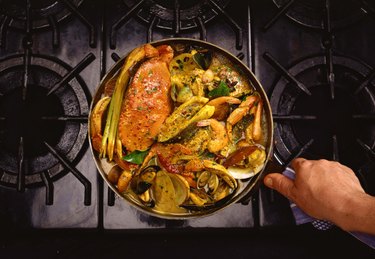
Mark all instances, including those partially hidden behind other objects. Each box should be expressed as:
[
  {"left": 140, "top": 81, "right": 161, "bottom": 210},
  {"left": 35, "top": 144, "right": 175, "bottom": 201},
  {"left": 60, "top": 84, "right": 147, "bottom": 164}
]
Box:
[{"left": 336, "top": 193, "right": 375, "bottom": 235}]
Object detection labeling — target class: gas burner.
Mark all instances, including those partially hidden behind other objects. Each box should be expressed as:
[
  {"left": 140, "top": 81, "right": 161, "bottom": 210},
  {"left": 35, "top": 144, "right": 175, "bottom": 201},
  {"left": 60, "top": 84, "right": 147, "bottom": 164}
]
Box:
[
  {"left": 270, "top": 0, "right": 365, "bottom": 30},
  {"left": 0, "top": 0, "right": 83, "bottom": 30},
  {"left": 268, "top": 54, "right": 375, "bottom": 190},
  {"left": 130, "top": 0, "right": 229, "bottom": 31},
  {"left": 0, "top": 0, "right": 96, "bottom": 47},
  {"left": 0, "top": 54, "right": 91, "bottom": 202},
  {"left": 111, "top": 0, "right": 243, "bottom": 49}
]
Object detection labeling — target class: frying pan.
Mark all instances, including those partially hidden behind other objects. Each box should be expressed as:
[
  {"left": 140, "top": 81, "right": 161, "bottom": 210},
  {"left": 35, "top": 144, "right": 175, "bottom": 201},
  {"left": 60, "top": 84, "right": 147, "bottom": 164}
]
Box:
[{"left": 88, "top": 38, "right": 274, "bottom": 219}]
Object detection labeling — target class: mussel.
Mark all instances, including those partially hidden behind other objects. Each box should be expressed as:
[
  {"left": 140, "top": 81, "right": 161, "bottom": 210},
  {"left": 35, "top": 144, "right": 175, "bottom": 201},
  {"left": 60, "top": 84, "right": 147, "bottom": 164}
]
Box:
[{"left": 130, "top": 165, "right": 160, "bottom": 195}]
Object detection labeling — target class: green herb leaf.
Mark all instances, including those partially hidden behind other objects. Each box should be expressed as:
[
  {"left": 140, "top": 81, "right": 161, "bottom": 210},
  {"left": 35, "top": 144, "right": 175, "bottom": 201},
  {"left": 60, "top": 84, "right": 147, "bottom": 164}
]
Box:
[
  {"left": 192, "top": 51, "right": 212, "bottom": 70},
  {"left": 208, "top": 81, "right": 230, "bottom": 98},
  {"left": 123, "top": 149, "right": 150, "bottom": 165}
]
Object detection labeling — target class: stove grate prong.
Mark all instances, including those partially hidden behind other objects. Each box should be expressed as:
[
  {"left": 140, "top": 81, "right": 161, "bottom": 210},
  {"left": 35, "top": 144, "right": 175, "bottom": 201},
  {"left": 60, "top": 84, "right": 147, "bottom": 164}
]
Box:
[
  {"left": 108, "top": 187, "right": 115, "bottom": 206},
  {"left": 286, "top": 139, "right": 315, "bottom": 166},
  {"left": 41, "top": 171, "right": 54, "bottom": 205},
  {"left": 111, "top": 52, "right": 121, "bottom": 62},
  {"left": 354, "top": 68, "right": 375, "bottom": 94},
  {"left": 47, "top": 52, "right": 95, "bottom": 96},
  {"left": 264, "top": 52, "right": 312, "bottom": 96},
  {"left": 47, "top": 15, "right": 60, "bottom": 48},
  {"left": 17, "top": 137, "right": 26, "bottom": 192},
  {"left": 110, "top": 0, "right": 145, "bottom": 49},
  {"left": 352, "top": 114, "right": 375, "bottom": 120},
  {"left": 22, "top": 0, "right": 33, "bottom": 102},
  {"left": 323, "top": 0, "right": 335, "bottom": 100},
  {"left": 44, "top": 141, "right": 92, "bottom": 206},
  {"left": 356, "top": 138, "right": 375, "bottom": 160},
  {"left": 208, "top": 0, "right": 243, "bottom": 50},
  {"left": 41, "top": 115, "right": 88, "bottom": 122},
  {"left": 0, "top": 15, "right": 11, "bottom": 48},
  {"left": 173, "top": 0, "right": 181, "bottom": 35},
  {"left": 332, "top": 134, "right": 339, "bottom": 161},
  {"left": 263, "top": 0, "right": 295, "bottom": 31},
  {"left": 358, "top": 0, "right": 375, "bottom": 20},
  {"left": 147, "top": 15, "right": 158, "bottom": 43},
  {"left": 273, "top": 115, "right": 317, "bottom": 121},
  {"left": 196, "top": 16, "right": 207, "bottom": 41},
  {"left": 60, "top": 0, "right": 96, "bottom": 48}
]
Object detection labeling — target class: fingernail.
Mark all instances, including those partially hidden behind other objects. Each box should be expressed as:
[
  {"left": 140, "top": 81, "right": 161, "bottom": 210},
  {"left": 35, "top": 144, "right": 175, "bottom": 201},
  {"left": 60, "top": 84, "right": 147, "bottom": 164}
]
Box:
[{"left": 264, "top": 177, "right": 273, "bottom": 187}]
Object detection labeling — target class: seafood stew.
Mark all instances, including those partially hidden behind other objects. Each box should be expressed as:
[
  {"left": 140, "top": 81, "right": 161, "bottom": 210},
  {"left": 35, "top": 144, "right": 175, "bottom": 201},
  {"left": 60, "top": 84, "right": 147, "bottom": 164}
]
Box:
[{"left": 89, "top": 39, "right": 273, "bottom": 218}]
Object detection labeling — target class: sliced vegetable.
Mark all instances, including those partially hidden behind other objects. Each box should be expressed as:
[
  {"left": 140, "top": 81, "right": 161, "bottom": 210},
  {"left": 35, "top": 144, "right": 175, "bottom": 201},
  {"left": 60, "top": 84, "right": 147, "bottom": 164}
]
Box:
[
  {"left": 90, "top": 96, "right": 111, "bottom": 138},
  {"left": 157, "top": 96, "right": 214, "bottom": 142},
  {"left": 169, "top": 52, "right": 199, "bottom": 75},
  {"left": 123, "top": 149, "right": 150, "bottom": 165}
]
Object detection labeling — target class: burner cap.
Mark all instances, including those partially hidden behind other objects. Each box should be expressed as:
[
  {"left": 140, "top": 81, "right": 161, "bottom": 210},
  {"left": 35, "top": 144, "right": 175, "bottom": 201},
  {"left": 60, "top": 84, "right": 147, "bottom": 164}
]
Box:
[
  {"left": 271, "top": 55, "right": 375, "bottom": 171},
  {"left": 0, "top": 54, "right": 89, "bottom": 188}
]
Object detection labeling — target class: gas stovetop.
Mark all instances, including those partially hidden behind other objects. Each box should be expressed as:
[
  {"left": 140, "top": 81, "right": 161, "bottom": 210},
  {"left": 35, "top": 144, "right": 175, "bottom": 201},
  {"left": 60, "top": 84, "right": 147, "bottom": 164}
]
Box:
[{"left": 0, "top": 0, "right": 374, "bottom": 233}]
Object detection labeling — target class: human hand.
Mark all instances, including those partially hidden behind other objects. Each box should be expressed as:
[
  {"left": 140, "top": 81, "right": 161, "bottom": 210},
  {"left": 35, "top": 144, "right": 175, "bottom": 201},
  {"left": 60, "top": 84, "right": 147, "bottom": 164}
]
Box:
[{"left": 263, "top": 158, "right": 375, "bottom": 233}]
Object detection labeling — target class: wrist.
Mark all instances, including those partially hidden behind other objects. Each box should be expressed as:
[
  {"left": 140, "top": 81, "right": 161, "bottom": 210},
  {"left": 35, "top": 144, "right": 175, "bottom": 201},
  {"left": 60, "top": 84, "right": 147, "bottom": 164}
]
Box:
[{"left": 337, "top": 192, "right": 375, "bottom": 234}]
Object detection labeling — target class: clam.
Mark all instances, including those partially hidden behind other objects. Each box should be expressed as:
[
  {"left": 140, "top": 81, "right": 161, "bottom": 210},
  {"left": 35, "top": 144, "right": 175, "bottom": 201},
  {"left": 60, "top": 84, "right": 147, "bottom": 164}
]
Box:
[
  {"left": 212, "top": 181, "right": 231, "bottom": 201},
  {"left": 188, "top": 188, "right": 213, "bottom": 207},
  {"left": 202, "top": 160, "right": 237, "bottom": 189},
  {"left": 227, "top": 147, "right": 267, "bottom": 180},
  {"left": 151, "top": 170, "right": 186, "bottom": 213},
  {"left": 197, "top": 171, "right": 211, "bottom": 189},
  {"left": 207, "top": 174, "right": 219, "bottom": 194},
  {"left": 151, "top": 170, "right": 175, "bottom": 212},
  {"left": 196, "top": 171, "right": 219, "bottom": 194},
  {"left": 181, "top": 186, "right": 236, "bottom": 211},
  {"left": 168, "top": 173, "right": 190, "bottom": 205}
]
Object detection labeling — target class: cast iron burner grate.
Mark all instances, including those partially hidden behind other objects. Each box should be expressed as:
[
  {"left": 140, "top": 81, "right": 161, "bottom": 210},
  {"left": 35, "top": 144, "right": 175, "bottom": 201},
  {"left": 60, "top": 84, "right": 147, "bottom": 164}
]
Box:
[
  {"left": 0, "top": 0, "right": 96, "bottom": 47},
  {"left": 267, "top": 53, "right": 375, "bottom": 194},
  {"left": 264, "top": 0, "right": 374, "bottom": 30},
  {"left": 0, "top": 53, "right": 93, "bottom": 204},
  {"left": 111, "top": 0, "right": 243, "bottom": 48}
]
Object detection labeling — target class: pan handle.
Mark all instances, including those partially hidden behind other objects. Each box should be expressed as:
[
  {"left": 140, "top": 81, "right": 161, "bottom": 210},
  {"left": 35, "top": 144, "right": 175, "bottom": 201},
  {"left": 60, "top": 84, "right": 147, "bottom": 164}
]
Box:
[{"left": 237, "top": 152, "right": 285, "bottom": 205}]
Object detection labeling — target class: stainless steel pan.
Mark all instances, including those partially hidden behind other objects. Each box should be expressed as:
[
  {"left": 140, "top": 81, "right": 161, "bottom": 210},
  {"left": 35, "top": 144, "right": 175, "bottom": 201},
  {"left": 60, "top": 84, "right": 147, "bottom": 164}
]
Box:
[{"left": 88, "top": 38, "right": 274, "bottom": 219}]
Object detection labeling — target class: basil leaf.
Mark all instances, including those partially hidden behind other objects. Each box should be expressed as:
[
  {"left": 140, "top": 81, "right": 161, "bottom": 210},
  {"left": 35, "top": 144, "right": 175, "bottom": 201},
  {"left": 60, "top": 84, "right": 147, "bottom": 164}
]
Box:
[
  {"left": 123, "top": 149, "right": 150, "bottom": 165},
  {"left": 208, "top": 81, "right": 230, "bottom": 98},
  {"left": 192, "top": 51, "right": 212, "bottom": 70}
]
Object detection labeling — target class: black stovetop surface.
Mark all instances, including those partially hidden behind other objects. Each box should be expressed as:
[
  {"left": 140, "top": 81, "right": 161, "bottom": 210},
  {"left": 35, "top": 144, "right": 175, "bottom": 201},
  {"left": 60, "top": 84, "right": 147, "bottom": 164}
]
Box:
[{"left": 0, "top": 0, "right": 374, "bottom": 256}]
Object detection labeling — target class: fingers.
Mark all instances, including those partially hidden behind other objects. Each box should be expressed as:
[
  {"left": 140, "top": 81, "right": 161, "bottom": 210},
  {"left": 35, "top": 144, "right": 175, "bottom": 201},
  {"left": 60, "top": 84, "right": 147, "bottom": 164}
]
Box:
[
  {"left": 291, "top": 157, "right": 308, "bottom": 171},
  {"left": 264, "top": 173, "right": 296, "bottom": 201}
]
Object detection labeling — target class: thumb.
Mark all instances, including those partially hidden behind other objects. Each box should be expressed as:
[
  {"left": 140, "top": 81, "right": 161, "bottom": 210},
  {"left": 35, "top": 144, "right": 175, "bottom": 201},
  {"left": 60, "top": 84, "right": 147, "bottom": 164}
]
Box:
[{"left": 264, "top": 173, "right": 296, "bottom": 201}]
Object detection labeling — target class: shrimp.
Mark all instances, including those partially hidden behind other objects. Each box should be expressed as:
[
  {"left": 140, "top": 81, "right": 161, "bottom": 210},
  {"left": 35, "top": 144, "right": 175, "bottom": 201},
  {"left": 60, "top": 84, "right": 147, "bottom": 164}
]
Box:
[
  {"left": 197, "top": 119, "right": 228, "bottom": 153},
  {"left": 252, "top": 99, "right": 263, "bottom": 141},
  {"left": 226, "top": 95, "right": 258, "bottom": 142},
  {"left": 207, "top": 96, "right": 241, "bottom": 121}
]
